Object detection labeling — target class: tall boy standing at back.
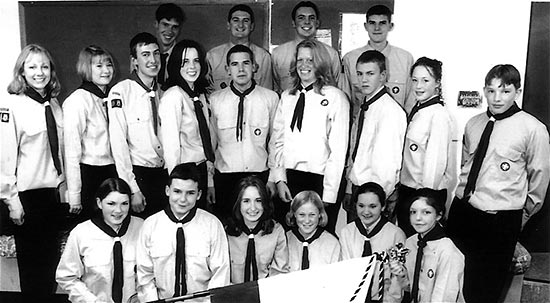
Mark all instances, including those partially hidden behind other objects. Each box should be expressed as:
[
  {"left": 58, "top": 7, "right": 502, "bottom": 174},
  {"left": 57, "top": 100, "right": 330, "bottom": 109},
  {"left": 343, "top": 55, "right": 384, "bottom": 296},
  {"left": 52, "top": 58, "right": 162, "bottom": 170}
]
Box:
[
  {"left": 340, "top": 4, "right": 414, "bottom": 119},
  {"left": 154, "top": 3, "right": 184, "bottom": 88},
  {"left": 207, "top": 4, "right": 273, "bottom": 91},
  {"left": 447, "top": 64, "right": 550, "bottom": 303}
]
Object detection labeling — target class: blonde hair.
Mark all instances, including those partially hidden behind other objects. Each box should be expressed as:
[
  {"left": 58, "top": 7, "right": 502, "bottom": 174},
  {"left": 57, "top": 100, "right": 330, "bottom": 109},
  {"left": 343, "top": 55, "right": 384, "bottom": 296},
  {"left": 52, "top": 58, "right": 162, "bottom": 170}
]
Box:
[
  {"left": 76, "top": 45, "right": 114, "bottom": 82},
  {"left": 285, "top": 190, "right": 328, "bottom": 227}
]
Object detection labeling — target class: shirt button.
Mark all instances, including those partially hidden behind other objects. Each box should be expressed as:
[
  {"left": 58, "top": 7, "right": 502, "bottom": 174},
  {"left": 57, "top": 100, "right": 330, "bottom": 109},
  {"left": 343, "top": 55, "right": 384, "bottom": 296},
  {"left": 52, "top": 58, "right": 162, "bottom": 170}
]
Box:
[{"left": 157, "top": 146, "right": 161, "bottom": 149}]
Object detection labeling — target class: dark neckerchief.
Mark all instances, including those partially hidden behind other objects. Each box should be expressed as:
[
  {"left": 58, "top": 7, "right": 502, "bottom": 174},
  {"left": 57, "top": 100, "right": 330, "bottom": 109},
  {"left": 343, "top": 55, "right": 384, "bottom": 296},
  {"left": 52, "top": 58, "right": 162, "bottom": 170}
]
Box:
[
  {"left": 130, "top": 71, "right": 159, "bottom": 135},
  {"left": 129, "top": 71, "right": 157, "bottom": 93},
  {"left": 79, "top": 81, "right": 109, "bottom": 99},
  {"left": 290, "top": 83, "right": 314, "bottom": 132},
  {"left": 350, "top": 87, "right": 388, "bottom": 161},
  {"left": 354, "top": 216, "right": 388, "bottom": 257},
  {"left": 25, "top": 87, "right": 62, "bottom": 175},
  {"left": 240, "top": 221, "right": 263, "bottom": 282},
  {"left": 487, "top": 102, "right": 521, "bottom": 120},
  {"left": 407, "top": 95, "right": 443, "bottom": 123},
  {"left": 230, "top": 80, "right": 256, "bottom": 141},
  {"left": 91, "top": 213, "right": 131, "bottom": 303},
  {"left": 291, "top": 227, "right": 324, "bottom": 270},
  {"left": 411, "top": 223, "right": 446, "bottom": 303},
  {"left": 163, "top": 206, "right": 198, "bottom": 297}
]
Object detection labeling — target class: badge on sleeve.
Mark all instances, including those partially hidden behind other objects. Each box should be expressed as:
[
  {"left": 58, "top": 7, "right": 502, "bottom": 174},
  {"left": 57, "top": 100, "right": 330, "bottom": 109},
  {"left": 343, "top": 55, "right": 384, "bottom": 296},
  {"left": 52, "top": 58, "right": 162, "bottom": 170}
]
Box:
[
  {"left": 500, "top": 162, "right": 510, "bottom": 171},
  {"left": 427, "top": 269, "right": 434, "bottom": 279},
  {"left": 254, "top": 128, "right": 262, "bottom": 136},
  {"left": 410, "top": 143, "right": 418, "bottom": 151},
  {"left": 320, "top": 99, "right": 329, "bottom": 106},
  {"left": 111, "top": 99, "right": 123, "bottom": 108},
  {"left": 1, "top": 111, "right": 9, "bottom": 123},
  {"left": 392, "top": 86, "right": 400, "bottom": 94}
]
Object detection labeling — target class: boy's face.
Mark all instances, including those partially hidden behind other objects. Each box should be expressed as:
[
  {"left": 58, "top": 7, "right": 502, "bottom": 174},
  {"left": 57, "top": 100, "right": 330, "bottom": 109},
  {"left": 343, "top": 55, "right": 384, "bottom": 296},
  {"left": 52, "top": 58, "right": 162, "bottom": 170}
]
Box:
[
  {"left": 356, "top": 61, "right": 386, "bottom": 99},
  {"left": 364, "top": 14, "right": 393, "bottom": 44},
  {"left": 293, "top": 6, "right": 319, "bottom": 39},
  {"left": 228, "top": 10, "right": 254, "bottom": 39},
  {"left": 484, "top": 78, "right": 521, "bottom": 115},
  {"left": 132, "top": 43, "right": 160, "bottom": 80},
  {"left": 227, "top": 51, "right": 254, "bottom": 89},
  {"left": 155, "top": 18, "right": 181, "bottom": 50},
  {"left": 166, "top": 178, "right": 201, "bottom": 219}
]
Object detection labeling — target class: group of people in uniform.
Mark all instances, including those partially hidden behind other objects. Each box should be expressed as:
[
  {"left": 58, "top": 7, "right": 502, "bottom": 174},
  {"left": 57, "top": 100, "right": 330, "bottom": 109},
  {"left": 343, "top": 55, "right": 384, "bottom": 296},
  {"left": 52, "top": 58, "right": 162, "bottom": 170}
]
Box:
[{"left": 1, "top": 1, "right": 549, "bottom": 303}]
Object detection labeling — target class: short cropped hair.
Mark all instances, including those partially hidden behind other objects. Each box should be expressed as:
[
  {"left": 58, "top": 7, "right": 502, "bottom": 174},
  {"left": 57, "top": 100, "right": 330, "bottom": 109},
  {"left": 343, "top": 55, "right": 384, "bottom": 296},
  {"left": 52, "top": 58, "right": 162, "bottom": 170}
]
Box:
[
  {"left": 353, "top": 182, "right": 386, "bottom": 208},
  {"left": 155, "top": 3, "right": 184, "bottom": 24},
  {"left": 285, "top": 190, "right": 328, "bottom": 228},
  {"left": 7, "top": 44, "right": 61, "bottom": 98},
  {"left": 356, "top": 50, "right": 386, "bottom": 73},
  {"left": 76, "top": 45, "right": 115, "bottom": 82},
  {"left": 169, "top": 162, "right": 200, "bottom": 186},
  {"left": 291, "top": 1, "right": 319, "bottom": 20},
  {"left": 96, "top": 178, "right": 132, "bottom": 201},
  {"left": 410, "top": 188, "right": 447, "bottom": 216},
  {"left": 228, "top": 4, "right": 255, "bottom": 24},
  {"left": 130, "top": 32, "right": 159, "bottom": 59},
  {"left": 484, "top": 64, "right": 521, "bottom": 90},
  {"left": 226, "top": 44, "right": 255, "bottom": 66},
  {"left": 367, "top": 4, "right": 392, "bottom": 22}
]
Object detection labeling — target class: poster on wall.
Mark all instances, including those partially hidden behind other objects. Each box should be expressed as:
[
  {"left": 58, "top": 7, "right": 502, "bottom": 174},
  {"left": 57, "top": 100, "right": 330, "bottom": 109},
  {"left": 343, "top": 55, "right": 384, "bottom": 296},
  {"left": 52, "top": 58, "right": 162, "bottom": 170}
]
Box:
[
  {"left": 457, "top": 91, "right": 483, "bottom": 107},
  {"left": 340, "top": 13, "right": 368, "bottom": 56}
]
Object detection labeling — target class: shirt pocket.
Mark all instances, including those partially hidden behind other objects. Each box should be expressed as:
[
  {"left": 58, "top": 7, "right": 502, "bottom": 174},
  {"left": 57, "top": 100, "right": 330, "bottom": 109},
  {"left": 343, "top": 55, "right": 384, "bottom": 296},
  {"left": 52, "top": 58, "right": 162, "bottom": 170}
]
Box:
[
  {"left": 387, "top": 81, "right": 407, "bottom": 103},
  {"left": 405, "top": 125, "right": 428, "bottom": 153},
  {"left": 249, "top": 119, "right": 269, "bottom": 144},
  {"left": 492, "top": 147, "right": 523, "bottom": 181},
  {"left": 216, "top": 118, "right": 237, "bottom": 143}
]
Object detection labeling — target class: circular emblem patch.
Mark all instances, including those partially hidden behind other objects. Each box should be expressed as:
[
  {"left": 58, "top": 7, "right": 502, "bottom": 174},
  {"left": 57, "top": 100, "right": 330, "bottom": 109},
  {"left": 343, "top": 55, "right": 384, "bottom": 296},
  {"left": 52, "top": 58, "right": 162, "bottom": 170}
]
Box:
[
  {"left": 220, "top": 82, "right": 227, "bottom": 89},
  {"left": 500, "top": 162, "right": 510, "bottom": 171},
  {"left": 320, "top": 99, "right": 329, "bottom": 106},
  {"left": 410, "top": 143, "right": 418, "bottom": 151},
  {"left": 427, "top": 269, "right": 434, "bottom": 279},
  {"left": 392, "top": 86, "right": 400, "bottom": 94},
  {"left": 254, "top": 128, "right": 262, "bottom": 136}
]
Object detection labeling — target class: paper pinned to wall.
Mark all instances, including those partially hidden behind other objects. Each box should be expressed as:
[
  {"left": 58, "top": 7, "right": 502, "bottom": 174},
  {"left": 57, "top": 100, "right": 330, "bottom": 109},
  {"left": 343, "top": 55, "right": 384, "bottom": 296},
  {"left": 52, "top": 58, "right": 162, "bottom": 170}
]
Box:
[
  {"left": 315, "top": 29, "right": 333, "bottom": 47},
  {"left": 341, "top": 13, "right": 368, "bottom": 56}
]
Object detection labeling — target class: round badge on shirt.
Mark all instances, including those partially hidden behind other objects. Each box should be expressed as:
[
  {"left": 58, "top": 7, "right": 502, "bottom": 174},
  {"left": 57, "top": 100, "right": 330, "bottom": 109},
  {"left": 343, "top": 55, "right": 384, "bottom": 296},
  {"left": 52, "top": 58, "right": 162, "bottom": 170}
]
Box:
[
  {"left": 500, "top": 162, "right": 510, "bottom": 171},
  {"left": 392, "top": 86, "right": 400, "bottom": 94},
  {"left": 320, "top": 99, "right": 329, "bottom": 106},
  {"left": 427, "top": 269, "right": 435, "bottom": 279},
  {"left": 410, "top": 143, "right": 418, "bottom": 151},
  {"left": 254, "top": 128, "right": 262, "bottom": 136},
  {"left": 220, "top": 82, "right": 227, "bottom": 89}
]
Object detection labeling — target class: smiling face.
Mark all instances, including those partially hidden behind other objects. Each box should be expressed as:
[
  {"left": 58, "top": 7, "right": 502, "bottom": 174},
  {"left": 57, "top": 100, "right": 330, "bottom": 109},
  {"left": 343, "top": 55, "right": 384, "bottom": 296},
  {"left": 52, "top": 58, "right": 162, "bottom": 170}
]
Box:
[
  {"left": 484, "top": 78, "right": 521, "bottom": 115},
  {"left": 166, "top": 178, "right": 201, "bottom": 219},
  {"left": 228, "top": 10, "right": 254, "bottom": 40},
  {"left": 240, "top": 186, "right": 264, "bottom": 228},
  {"left": 356, "top": 192, "right": 384, "bottom": 229},
  {"left": 97, "top": 191, "right": 130, "bottom": 231},
  {"left": 293, "top": 6, "right": 319, "bottom": 40},
  {"left": 90, "top": 55, "right": 114, "bottom": 91},
  {"left": 356, "top": 61, "right": 386, "bottom": 99},
  {"left": 410, "top": 197, "right": 441, "bottom": 237},
  {"left": 295, "top": 201, "right": 320, "bottom": 239},
  {"left": 180, "top": 47, "right": 200, "bottom": 88},
  {"left": 296, "top": 46, "right": 317, "bottom": 87},
  {"left": 132, "top": 43, "right": 160, "bottom": 81},
  {"left": 412, "top": 65, "right": 440, "bottom": 103},
  {"left": 23, "top": 52, "right": 51, "bottom": 96},
  {"left": 227, "top": 51, "right": 254, "bottom": 91},
  {"left": 155, "top": 18, "right": 181, "bottom": 51},
  {"left": 364, "top": 14, "right": 393, "bottom": 45}
]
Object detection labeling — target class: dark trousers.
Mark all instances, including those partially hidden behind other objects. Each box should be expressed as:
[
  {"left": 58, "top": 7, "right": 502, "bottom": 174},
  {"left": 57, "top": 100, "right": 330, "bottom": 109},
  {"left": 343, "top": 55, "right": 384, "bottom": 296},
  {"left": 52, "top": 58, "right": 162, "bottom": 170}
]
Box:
[
  {"left": 281, "top": 169, "right": 340, "bottom": 234},
  {"left": 15, "top": 188, "right": 62, "bottom": 302},
  {"left": 133, "top": 166, "right": 169, "bottom": 219},
  {"left": 213, "top": 170, "right": 269, "bottom": 223},
  {"left": 75, "top": 163, "right": 117, "bottom": 223},
  {"left": 447, "top": 196, "right": 522, "bottom": 303}
]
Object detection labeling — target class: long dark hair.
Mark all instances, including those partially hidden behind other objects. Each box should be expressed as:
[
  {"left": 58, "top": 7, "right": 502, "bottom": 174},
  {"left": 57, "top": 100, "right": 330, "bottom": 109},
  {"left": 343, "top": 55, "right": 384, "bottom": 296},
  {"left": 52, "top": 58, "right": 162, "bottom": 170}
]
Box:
[{"left": 165, "top": 39, "right": 210, "bottom": 94}]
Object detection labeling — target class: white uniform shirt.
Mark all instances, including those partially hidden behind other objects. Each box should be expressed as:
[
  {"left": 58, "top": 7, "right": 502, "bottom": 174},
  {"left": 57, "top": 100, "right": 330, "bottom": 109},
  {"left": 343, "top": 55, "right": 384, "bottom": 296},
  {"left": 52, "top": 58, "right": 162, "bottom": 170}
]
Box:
[
  {"left": 346, "top": 91, "right": 406, "bottom": 196},
  {"left": 286, "top": 229, "right": 341, "bottom": 272},
  {"left": 401, "top": 102, "right": 453, "bottom": 190},
  {"left": 404, "top": 236, "right": 465, "bottom": 303},
  {"left": 272, "top": 39, "right": 341, "bottom": 93},
  {"left": 56, "top": 216, "right": 144, "bottom": 303},
  {"left": 207, "top": 42, "right": 273, "bottom": 91},
  {"left": 210, "top": 84, "right": 279, "bottom": 174},
  {"left": 136, "top": 209, "right": 230, "bottom": 303},
  {"left": 158, "top": 86, "right": 214, "bottom": 185},
  {"left": 271, "top": 85, "right": 350, "bottom": 203},
  {"left": 456, "top": 111, "right": 550, "bottom": 212},
  {"left": 107, "top": 78, "right": 164, "bottom": 194},
  {"left": 340, "top": 43, "right": 415, "bottom": 116},
  {"left": 227, "top": 222, "right": 289, "bottom": 284},
  {"left": 1, "top": 94, "right": 64, "bottom": 211},
  {"left": 63, "top": 88, "right": 114, "bottom": 205}
]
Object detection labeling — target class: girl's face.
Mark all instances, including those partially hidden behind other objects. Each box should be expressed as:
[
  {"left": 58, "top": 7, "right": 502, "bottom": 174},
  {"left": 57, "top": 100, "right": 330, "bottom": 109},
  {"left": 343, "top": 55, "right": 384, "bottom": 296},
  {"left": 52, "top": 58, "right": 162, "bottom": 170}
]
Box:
[
  {"left": 412, "top": 65, "right": 440, "bottom": 103},
  {"left": 23, "top": 52, "right": 51, "bottom": 96},
  {"left": 180, "top": 47, "right": 200, "bottom": 88},
  {"left": 296, "top": 46, "right": 317, "bottom": 87},
  {"left": 295, "top": 201, "right": 320, "bottom": 238},
  {"left": 410, "top": 198, "right": 441, "bottom": 237},
  {"left": 91, "top": 55, "right": 114, "bottom": 91},
  {"left": 356, "top": 192, "right": 384, "bottom": 228},
  {"left": 97, "top": 191, "right": 130, "bottom": 231},
  {"left": 240, "top": 186, "right": 264, "bottom": 228}
]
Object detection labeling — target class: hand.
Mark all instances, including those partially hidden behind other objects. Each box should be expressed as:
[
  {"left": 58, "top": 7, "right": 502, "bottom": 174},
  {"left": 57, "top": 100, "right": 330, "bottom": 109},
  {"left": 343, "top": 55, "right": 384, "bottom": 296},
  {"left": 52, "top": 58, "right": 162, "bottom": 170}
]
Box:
[
  {"left": 388, "top": 259, "right": 406, "bottom": 278},
  {"left": 8, "top": 199, "right": 25, "bottom": 225},
  {"left": 266, "top": 181, "right": 277, "bottom": 198},
  {"left": 131, "top": 191, "right": 146, "bottom": 213},
  {"left": 276, "top": 181, "right": 292, "bottom": 203},
  {"left": 207, "top": 187, "right": 216, "bottom": 205},
  {"left": 342, "top": 193, "right": 353, "bottom": 212},
  {"left": 69, "top": 202, "right": 82, "bottom": 215}
]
